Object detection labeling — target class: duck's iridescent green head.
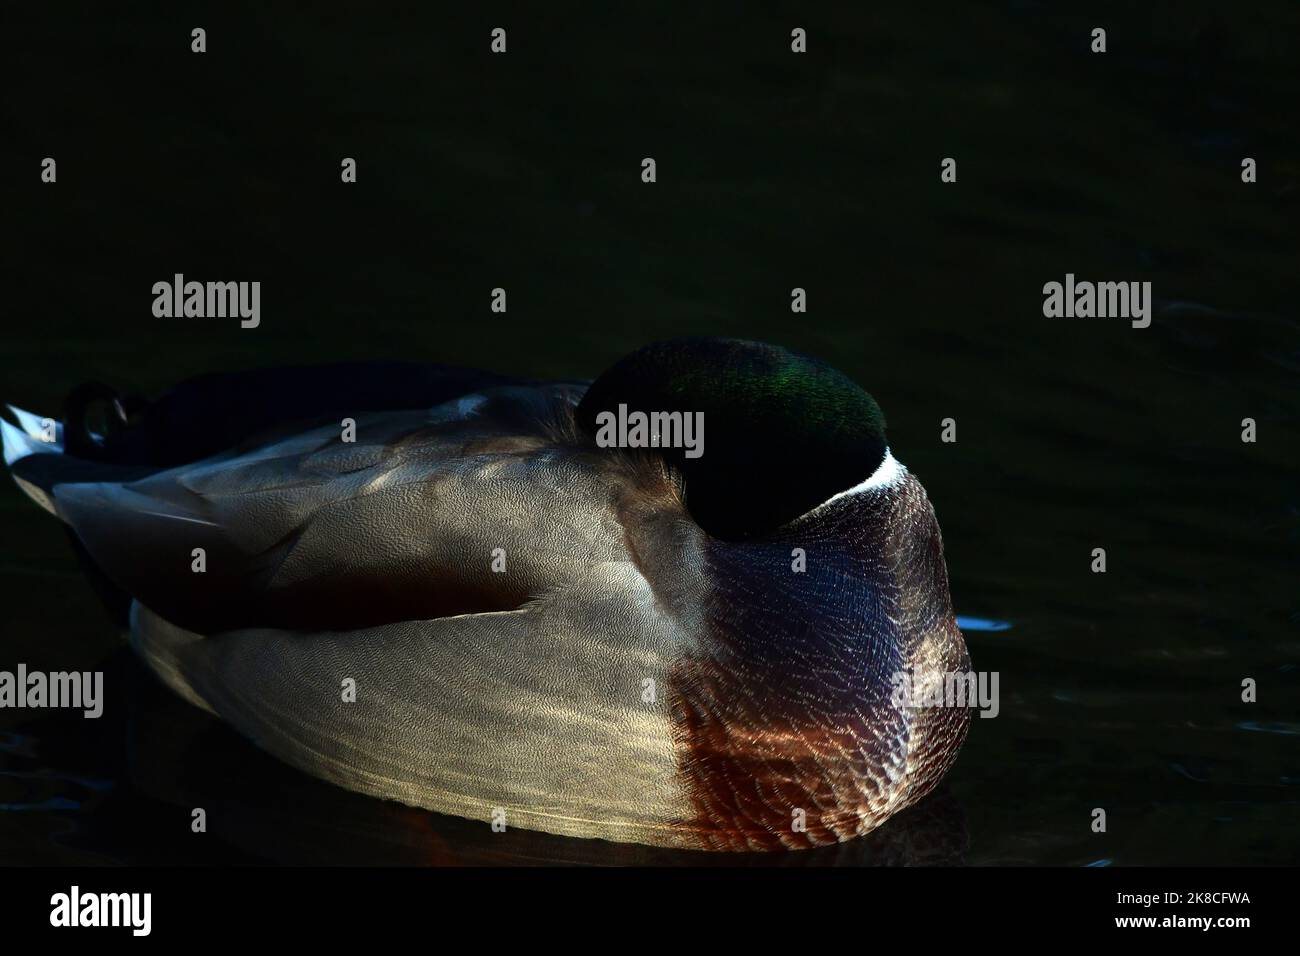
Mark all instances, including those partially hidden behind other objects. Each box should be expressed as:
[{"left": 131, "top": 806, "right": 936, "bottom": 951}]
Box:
[{"left": 576, "top": 337, "right": 887, "bottom": 540}]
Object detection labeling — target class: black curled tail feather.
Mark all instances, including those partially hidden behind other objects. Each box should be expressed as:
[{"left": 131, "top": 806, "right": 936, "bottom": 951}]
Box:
[
  {"left": 59, "top": 360, "right": 527, "bottom": 469},
  {"left": 63, "top": 382, "right": 149, "bottom": 462}
]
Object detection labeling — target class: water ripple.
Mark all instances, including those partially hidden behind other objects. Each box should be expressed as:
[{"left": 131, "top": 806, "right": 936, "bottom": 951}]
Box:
[
  {"left": 957, "top": 616, "right": 1013, "bottom": 632},
  {"left": 0, "top": 797, "right": 80, "bottom": 812},
  {"left": 1237, "top": 721, "right": 1300, "bottom": 736}
]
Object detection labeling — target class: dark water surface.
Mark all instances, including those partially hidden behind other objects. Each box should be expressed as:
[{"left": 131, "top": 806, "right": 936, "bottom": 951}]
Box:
[{"left": 1, "top": 3, "right": 1297, "bottom": 864}]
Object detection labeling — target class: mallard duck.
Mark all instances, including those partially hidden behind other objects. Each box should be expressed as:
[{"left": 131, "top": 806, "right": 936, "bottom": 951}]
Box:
[{"left": 3, "top": 337, "right": 969, "bottom": 851}]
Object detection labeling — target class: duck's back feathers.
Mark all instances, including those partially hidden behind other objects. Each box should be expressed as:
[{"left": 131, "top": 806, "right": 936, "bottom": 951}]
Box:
[{"left": 42, "top": 384, "right": 614, "bottom": 634}]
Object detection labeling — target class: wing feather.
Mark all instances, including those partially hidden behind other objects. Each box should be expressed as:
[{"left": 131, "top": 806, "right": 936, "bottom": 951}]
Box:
[{"left": 53, "top": 386, "right": 611, "bottom": 632}]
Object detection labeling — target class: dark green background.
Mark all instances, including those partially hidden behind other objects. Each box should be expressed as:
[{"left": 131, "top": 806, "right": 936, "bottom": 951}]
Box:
[{"left": 1, "top": 2, "right": 1296, "bottom": 863}]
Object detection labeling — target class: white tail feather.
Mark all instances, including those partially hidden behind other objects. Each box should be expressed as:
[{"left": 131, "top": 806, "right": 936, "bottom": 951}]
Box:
[
  {"left": 4, "top": 409, "right": 64, "bottom": 515},
  {"left": 7, "top": 405, "right": 64, "bottom": 449}
]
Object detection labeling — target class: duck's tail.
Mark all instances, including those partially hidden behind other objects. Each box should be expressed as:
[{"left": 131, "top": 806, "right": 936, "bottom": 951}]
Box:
[
  {"left": 3, "top": 393, "right": 159, "bottom": 516},
  {"left": 2, "top": 404, "right": 63, "bottom": 514},
  {"left": 4, "top": 398, "right": 149, "bottom": 626}
]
